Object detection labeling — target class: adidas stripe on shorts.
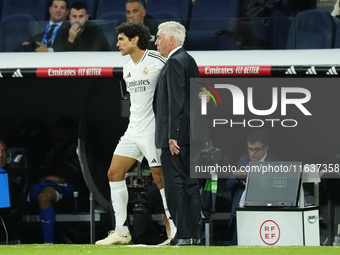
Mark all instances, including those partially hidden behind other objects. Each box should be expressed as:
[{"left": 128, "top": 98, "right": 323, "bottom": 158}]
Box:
[{"left": 114, "top": 129, "right": 161, "bottom": 167}]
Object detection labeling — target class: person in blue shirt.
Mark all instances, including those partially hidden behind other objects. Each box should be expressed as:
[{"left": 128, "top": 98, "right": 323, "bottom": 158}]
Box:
[{"left": 226, "top": 130, "right": 280, "bottom": 245}]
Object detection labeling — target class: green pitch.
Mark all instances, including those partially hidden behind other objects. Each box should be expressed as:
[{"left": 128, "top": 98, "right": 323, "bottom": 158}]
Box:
[{"left": 0, "top": 245, "right": 340, "bottom": 255}]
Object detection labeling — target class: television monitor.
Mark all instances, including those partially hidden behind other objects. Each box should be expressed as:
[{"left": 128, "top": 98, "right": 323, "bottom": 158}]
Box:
[
  {"left": 243, "top": 161, "right": 302, "bottom": 207},
  {"left": 0, "top": 168, "right": 10, "bottom": 209}
]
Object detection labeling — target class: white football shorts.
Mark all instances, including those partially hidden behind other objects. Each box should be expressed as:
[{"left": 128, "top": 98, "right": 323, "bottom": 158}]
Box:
[{"left": 114, "top": 130, "right": 161, "bottom": 167}]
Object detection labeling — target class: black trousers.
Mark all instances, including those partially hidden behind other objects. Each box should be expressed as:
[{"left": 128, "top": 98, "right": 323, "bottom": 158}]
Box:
[{"left": 161, "top": 145, "right": 202, "bottom": 239}]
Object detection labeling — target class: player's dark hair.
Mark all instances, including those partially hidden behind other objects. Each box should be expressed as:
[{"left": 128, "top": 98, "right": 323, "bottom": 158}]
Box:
[
  {"left": 49, "top": 0, "right": 69, "bottom": 8},
  {"left": 247, "top": 131, "right": 268, "bottom": 146},
  {"left": 0, "top": 138, "right": 9, "bottom": 149},
  {"left": 116, "top": 21, "right": 150, "bottom": 50},
  {"left": 126, "top": 0, "right": 146, "bottom": 9},
  {"left": 69, "top": 1, "right": 88, "bottom": 12}
]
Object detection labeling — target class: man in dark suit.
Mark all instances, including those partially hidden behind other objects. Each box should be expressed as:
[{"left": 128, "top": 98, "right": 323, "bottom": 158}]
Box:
[
  {"left": 153, "top": 21, "right": 202, "bottom": 246},
  {"left": 22, "top": 0, "right": 69, "bottom": 52},
  {"left": 226, "top": 130, "right": 281, "bottom": 245}
]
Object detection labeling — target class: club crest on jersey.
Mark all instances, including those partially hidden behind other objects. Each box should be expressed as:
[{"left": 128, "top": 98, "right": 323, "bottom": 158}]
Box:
[{"left": 143, "top": 67, "right": 148, "bottom": 75}]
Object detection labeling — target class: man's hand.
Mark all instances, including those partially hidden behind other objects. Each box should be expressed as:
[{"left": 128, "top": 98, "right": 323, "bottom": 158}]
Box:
[
  {"left": 35, "top": 42, "right": 48, "bottom": 52},
  {"left": 22, "top": 42, "right": 30, "bottom": 46},
  {"left": 199, "top": 87, "right": 211, "bottom": 103},
  {"left": 233, "top": 169, "right": 247, "bottom": 185},
  {"left": 169, "top": 139, "right": 180, "bottom": 155},
  {"left": 68, "top": 23, "right": 81, "bottom": 43}
]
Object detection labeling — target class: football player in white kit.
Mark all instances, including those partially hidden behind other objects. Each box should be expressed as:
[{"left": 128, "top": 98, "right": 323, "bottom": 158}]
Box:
[{"left": 95, "top": 22, "right": 176, "bottom": 245}]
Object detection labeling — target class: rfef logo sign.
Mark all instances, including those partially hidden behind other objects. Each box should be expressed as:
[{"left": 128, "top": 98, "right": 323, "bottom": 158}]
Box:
[{"left": 260, "top": 220, "right": 281, "bottom": 245}]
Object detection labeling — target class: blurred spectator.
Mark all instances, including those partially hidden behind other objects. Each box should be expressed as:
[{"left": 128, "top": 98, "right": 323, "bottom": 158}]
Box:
[
  {"left": 22, "top": 0, "right": 70, "bottom": 52},
  {"left": 125, "top": 0, "right": 158, "bottom": 50},
  {"left": 28, "top": 117, "right": 80, "bottom": 244},
  {"left": 62, "top": 1, "right": 110, "bottom": 51}
]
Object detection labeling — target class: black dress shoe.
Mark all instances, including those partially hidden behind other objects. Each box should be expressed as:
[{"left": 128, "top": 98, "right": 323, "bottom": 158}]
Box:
[
  {"left": 170, "top": 238, "right": 193, "bottom": 246},
  {"left": 193, "top": 238, "right": 202, "bottom": 246}
]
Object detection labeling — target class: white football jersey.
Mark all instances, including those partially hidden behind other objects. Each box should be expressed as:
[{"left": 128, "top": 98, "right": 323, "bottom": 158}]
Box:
[{"left": 123, "top": 50, "right": 166, "bottom": 136}]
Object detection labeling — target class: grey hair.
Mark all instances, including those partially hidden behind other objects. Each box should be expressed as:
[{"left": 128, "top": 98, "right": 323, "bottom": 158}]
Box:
[
  {"left": 158, "top": 21, "right": 186, "bottom": 46},
  {"left": 126, "top": 0, "right": 145, "bottom": 9}
]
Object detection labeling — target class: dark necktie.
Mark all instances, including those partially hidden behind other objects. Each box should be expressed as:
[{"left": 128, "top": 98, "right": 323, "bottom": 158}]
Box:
[{"left": 46, "top": 24, "right": 57, "bottom": 47}]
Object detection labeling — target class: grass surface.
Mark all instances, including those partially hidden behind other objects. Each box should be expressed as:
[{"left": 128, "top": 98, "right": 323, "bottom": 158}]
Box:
[{"left": 0, "top": 245, "right": 340, "bottom": 255}]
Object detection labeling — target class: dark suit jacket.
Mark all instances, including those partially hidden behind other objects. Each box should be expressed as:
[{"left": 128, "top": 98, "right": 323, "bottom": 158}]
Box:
[
  {"left": 31, "top": 21, "right": 70, "bottom": 52},
  {"left": 153, "top": 47, "right": 200, "bottom": 149}
]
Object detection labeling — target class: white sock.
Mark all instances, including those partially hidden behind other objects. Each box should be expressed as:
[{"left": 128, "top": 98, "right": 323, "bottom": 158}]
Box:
[
  {"left": 110, "top": 181, "right": 129, "bottom": 234},
  {"left": 160, "top": 188, "right": 177, "bottom": 238}
]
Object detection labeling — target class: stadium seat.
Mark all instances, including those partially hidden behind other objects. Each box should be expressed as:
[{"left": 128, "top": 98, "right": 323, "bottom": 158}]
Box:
[
  {"left": 97, "top": 11, "right": 126, "bottom": 24},
  {"left": 238, "top": 0, "right": 297, "bottom": 49},
  {"left": 96, "top": 10, "right": 125, "bottom": 50},
  {"left": 145, "top": 0, "right": 192, "bottom": 27},
  {"left": 94, "top": 19, "right": 120, "bottom": 51},
  {"left": 0, "top": 14, "right": 36, "bottom": 52},
  {"left": 238, "top": 0, "right": 294, "bottom": 49},
  {"left": 269, "top": 0, "right": 297, "bottom": 49},
  {"left": 269, "top": 9, "right": 293, "bottom": 49},
  {"left": 0, "top": 0, "right": 2, "bottom": 20},
  {"left": 240, "top": 0, "right": 252, "bottom": 17},
  {"left": 149, "top": 11, "right": 183, "bottom": 25},
  {"left": 96, "top": 0, "right": 126, "bottom": 19},
  {"left": 1, "top": 0, "right": 49, "bottom": 21},
  {"left": 286, "top": 9, "right": 337, "bottom": 49},
  {"left": 68, "top": 0, "right": 97, "bottom": 19},
  {"left": 186, "top": 0, "right": 240, "bottom": 50}
]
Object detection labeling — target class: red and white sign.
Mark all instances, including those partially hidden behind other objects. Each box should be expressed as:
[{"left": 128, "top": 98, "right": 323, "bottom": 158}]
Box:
[
  {"left": 198, "top": 65, "right": 272, "bottom": 76},
  {"left": 36, "top": 67, "right": 114, "bottom": 78},
  {"left": 260, "top": 220, "right": 281, "bottom": 245}
]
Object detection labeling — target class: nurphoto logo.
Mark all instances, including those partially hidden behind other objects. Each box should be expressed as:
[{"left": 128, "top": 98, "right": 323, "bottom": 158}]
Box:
[{"left": 200, "top": 82, "right": 312, "bottom": 128}]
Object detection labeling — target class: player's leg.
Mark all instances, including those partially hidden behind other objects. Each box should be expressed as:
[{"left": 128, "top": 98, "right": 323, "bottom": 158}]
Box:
[
  {"left": 143, "top": 134, "right": 177, "bottom": 243},
  {"left": 162, "top": 214, "right": 171, "bottom": 238},
  {"left": 154, "top": 167, "right": 177, "bottom": 242},
  {"left": 96, "top": 133, "right": 142, "bottom": 245},
  {"left": 149, "top": 166, "right": 163, "bottom": 190},
  {"left": 107, "top": 154, "right": 136, "bottom": 182},
  {"left": 95, "top": 155, "right": 136, "bottom": 245},
  {"left": 29, "top": 182, "right": 72, "bottom": 244},
  {"left": 37, "top": 186, "right": 58, "bottom": 244},
  {"left": 150, "top": 166, "right": 177, "bottom": 244},
  {"left": 108, "top": 154, "right": 136, "bottom": 233}
]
